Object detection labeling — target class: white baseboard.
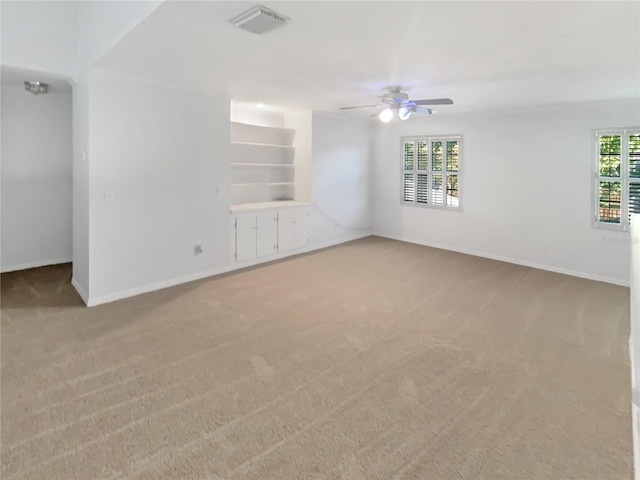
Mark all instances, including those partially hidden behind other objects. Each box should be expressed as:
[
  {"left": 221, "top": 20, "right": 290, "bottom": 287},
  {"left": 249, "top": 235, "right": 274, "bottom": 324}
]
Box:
[
  {"left": 304, "top": 232, "right": 372, "bottom": 251},
  {"left": 86, "top": 268, "right": 224, "bottom": 307},
  {"left": 86, "top": 232, "right": 372, "bottom": 307},
  {"left": 71, "top": 277, "right": 89, "bottom": 305},
  {"left": 1, "top": 257, "right": 72, "bottom": 274},
  {"left": 220, "top": 232, "right": 371, "bottom": 271},
  {"left": 374, "top": 232, "right": 630, "bottom": 287}
]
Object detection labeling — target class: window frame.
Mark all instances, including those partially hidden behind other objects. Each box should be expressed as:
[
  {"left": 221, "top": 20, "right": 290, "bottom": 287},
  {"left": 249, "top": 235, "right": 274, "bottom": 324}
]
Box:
[
  {"left": 400, "top": 135, "right": 463, "bottom": 211},
  {"left": 593, "top": 127, "right": 640, "bottom": 232}
]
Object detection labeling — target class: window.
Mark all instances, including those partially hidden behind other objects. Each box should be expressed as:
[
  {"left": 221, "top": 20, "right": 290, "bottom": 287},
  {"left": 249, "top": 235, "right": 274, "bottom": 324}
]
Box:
[
  {"left": 402, "top": 136, "right": 461, "bottom": 209},
  {"left": 594, "top": 128, "right": 640, "bottom": 230}
]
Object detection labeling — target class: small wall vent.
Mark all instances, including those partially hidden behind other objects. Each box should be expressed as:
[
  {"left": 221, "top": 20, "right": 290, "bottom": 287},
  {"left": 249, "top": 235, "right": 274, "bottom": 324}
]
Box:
[{"left": 229, "top": 4, "right": 290, "bottom": 35}]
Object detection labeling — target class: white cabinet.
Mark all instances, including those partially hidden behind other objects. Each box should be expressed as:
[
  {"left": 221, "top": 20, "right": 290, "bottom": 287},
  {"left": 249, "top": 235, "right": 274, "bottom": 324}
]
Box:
[
  {"left": 235, "top": 214, "right": 258, "bottom": 263},
  {"left": 234, "top": 211, "right": 278, "bottom": 263},
  {"left": 256, "top": 211, "right": 278, "bottom": 258},
  {"left": 278, "top": 208, "right": 311, "bottom": 253},
  {"left": 232, "top": 207, "right": 310, "bottom": 263}
]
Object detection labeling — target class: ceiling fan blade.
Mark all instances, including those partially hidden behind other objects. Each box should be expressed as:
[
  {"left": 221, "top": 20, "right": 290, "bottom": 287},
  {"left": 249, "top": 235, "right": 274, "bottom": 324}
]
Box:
[
  {"left": 415, "top": 107, "right": 434, "bottom": 115},
  {"left": 339, "top": 104, "right": 383, "bottom": 110},
  {"left": 413, "top": 98, "right": 454, "bottom": 106}
]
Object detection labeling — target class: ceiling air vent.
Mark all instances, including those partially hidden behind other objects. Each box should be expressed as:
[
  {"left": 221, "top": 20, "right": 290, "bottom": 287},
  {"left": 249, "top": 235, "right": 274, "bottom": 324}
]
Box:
[{"left": 229, "top": 4, "right": 290, "bottom": 35}]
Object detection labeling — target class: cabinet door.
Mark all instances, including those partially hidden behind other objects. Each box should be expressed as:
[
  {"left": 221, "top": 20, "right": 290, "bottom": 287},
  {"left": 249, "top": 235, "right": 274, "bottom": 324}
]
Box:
[
  {"left": 293, "top": 208, "right": 311, "bottom": 249},
  {"left": 235, "top": 214, "right": 257, "bottom": 263},
  {"left": 277, "top": 209, "right": 295, "bottom": 253},
  {"left": 256, "top": 211, "right": 278, "bottom": 258}
]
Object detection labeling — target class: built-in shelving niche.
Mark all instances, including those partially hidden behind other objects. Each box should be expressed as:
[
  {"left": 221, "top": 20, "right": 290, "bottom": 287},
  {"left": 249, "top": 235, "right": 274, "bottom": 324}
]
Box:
[{"left": 231, "top": 122, "right": 296, "bottom": 207}]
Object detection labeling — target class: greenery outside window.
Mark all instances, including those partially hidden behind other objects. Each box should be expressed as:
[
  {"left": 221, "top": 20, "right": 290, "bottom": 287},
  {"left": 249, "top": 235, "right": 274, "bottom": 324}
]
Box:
[
  {"left": 402, "top": 135, "right": 461, "bottom": 210},
  {"left": 595, "top": 128, "right": 640, "bottom": 231}
]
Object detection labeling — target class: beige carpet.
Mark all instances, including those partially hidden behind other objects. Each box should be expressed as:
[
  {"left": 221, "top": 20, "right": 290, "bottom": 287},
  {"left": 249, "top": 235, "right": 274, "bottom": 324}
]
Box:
[{"left": 0, "top": 236, "right": 632, "bottom": 479}]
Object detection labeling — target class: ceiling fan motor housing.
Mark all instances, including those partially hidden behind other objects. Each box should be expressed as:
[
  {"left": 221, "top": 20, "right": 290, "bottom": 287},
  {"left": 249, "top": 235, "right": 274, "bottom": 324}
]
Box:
[
  {"left": 381, "top": 87, "right": 409, "bottom": 107},
  {"left": 338, "top": 86, "right": 452, "bottom": 117}
]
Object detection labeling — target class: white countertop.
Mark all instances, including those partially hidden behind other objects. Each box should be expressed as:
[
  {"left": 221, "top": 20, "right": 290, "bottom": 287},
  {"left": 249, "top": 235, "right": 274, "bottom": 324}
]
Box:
[{"left": 230, "top": 200, "right": 311, "bottom": 214}]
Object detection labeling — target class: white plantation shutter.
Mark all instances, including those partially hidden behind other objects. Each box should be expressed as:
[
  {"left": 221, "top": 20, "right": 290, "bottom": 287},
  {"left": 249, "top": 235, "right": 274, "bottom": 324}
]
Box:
[
  {"left": 403, "top": 174, "right": 415, "bottom": 202},
  {"left": 630, "top": 183, "right": 640, "bottom": 223},
  {"left": 630, "top": 133, "right": 640, "bottom": 177},
  {"left": 416, "top": 174, "right": 428, "bottom": 203},
  {"left": 446, "top": 175, "right": 459, "bottom": 207},
  {"left": 401, "top": 136, "right": 461, "bottom": 210},
  {"left": 417, "top": 141, "right": 428, "bottom": 170},
  {"left": 630, "top": 133, "right": 640, "bottom": 225},
  {"left": 403, "top": 141, "right": 414, "bottom": 170},
  {"left": 595, "top": 129, "right": 640, "bottom": 230},
  {"left": 403, "top": 141, "right": 414, "bottom": 202},
  {"left": 431, "top": 174, "right": 443, "bottom": 205}
]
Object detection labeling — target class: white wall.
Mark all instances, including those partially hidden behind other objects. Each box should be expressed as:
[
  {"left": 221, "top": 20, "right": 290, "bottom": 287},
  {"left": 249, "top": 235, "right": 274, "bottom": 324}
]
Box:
[
  {"left": 231, "top": 104, "right": 284, "bottom": 128},
  {"left": 68, "top": 0, "right": 164, "bottom": 302},
  {"left": 1, "top": 0, "right": 79, "bottom": 277},
  {"left": 631, "top": 213, "right": 640, "bottom": 479},
  {"left": 310, "top": 112, "right": 372, "bottom": 245},
  {"left": 75, "top": 1, "right": 163, "bottom": 74},
  {"left": 284, "top": 111, "right": 312, "bottom": 202},
  {"left": 1, "top": 85, "right": 73, "bottom": 271},
  {"left": 70, "top": 68, "right": 92, "bottom": 301},
  {"left": 87, "top": 69, "right": 230, "bottom": 303},
  {"left": 372, "top": 99, "right": 639, "bottom": 285}
]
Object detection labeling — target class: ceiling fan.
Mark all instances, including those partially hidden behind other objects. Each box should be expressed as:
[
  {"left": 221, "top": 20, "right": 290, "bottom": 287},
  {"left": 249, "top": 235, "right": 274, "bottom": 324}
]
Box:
[{"left": 340, "top": 86, "right": 453, "bottom": 122}]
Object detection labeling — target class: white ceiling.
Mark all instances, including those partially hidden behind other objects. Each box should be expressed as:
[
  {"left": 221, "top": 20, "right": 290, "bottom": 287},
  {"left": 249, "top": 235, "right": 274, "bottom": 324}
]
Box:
[{"left": 95, "top": 1, "right": 640, "bottom": 117}]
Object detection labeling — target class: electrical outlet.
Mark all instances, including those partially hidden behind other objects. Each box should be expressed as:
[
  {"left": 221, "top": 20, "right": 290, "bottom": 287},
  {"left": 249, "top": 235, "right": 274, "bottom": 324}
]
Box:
[{"left": 194, "top": 245, "right": 203, "bottom": 256}]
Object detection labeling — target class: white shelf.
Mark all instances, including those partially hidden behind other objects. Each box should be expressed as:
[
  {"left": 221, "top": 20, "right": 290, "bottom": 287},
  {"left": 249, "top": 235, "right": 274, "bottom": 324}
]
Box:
[
  {"left": 231, "top": 142, "right": 295, "bottom": 165},
  {"left": 231, "top": 163, "right": 294, "bottom": 168},
  {"left": 232, "top": 182, "right": 294, "bottom": 187},
  {"left": 231, "top": 163, "right": 294, "bottom": 184},
  {"left": 231, "top": 122, "right": 295, "bottom": 147},
  {"left": 232, "top": 141, "right": 295, "bottom": 150},
  {"left": 230, "top": 182, "right": 294, "bottom": 205},
  {"left": 230, "top": 200, "right": 311, "bottom": 213},
  {"left": 230, "top": 122, "right": 297, "bottom": 205}
]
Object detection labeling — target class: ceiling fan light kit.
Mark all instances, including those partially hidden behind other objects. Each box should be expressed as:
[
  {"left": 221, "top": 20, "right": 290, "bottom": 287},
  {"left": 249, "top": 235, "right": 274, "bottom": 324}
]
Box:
[
  {"left": 398, "top": 107, "right": 412, "bottom": 120},
  {"left": 379, "top": 108, "right": 394, "bottom": 123},
  {"left": 341, "top": 86, "right": 453, "bottom": 122}
]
